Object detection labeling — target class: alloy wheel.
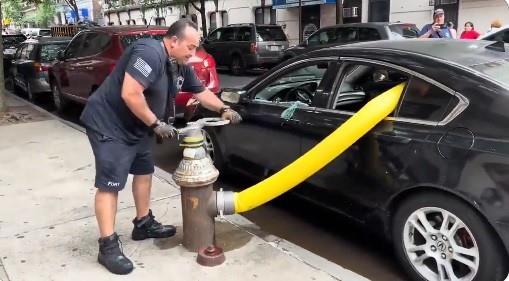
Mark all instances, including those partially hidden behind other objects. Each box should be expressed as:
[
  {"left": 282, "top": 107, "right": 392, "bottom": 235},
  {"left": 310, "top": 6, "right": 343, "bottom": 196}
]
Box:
[{"left": 403, "top": 207, "right": 479, "bottom": 281}]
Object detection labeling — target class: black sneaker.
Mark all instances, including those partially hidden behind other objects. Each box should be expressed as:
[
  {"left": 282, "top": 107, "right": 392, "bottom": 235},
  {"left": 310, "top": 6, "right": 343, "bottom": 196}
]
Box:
[
  {"left": 132, "top": 209, "right": 177, "bottom": 241},
  {"left": 97, "top": 233, "right": 134, "bottom": 275}
]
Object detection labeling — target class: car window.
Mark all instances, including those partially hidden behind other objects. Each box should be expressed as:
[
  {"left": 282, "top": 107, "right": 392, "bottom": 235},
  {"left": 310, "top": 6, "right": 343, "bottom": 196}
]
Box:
[
  {"left": 484, "top": 30, "right": 509, "bottom": 43},
  {"left": 65, "top": 33, "right": 86, "bottom": 59},
  {"left": 207, "top": 29, "right": 222, "bottom": 42},
  {"left": 359, "top": 28, "right": 381, "bottom": 41},
  {"left": 254, "top": 61, "right": 330, "bottom": 105},
  {"left": 81, "top": 32, "right": 111, "bottom": 56},
  {"left": 236, "top": 27, "right": 252, "bottom": 41},
  {"left": 120, "top": 33, "right": 164, "bottom": 48},
  {"left": 335, "top": 27, "right": 359, "bottom": 44},
  {"left": 397, "top": 76, "right": 456, "bottom": 122},
  {"left": 40, "top": 43, "right": 68, "bottom": 62},
  {"left": 256, "top": 26, "right": 287, "bottom": 42},
  {"left": 2, "top": 35, "right": 26, "bottom": 48},
  {"left": 332, "top": 63, "right": 409, "bottom": 114},
  {"left": 308, "top": 29, "right": 336, "bottom": 46},
  {"left": 219, "top": 28, "right": 235, "bottom": 42},
  {"left": 39, "top": 30, "right": 51, "bottom": 36},
  {"left": 389, "top": 24, "right": 420, "bottom": 38}
]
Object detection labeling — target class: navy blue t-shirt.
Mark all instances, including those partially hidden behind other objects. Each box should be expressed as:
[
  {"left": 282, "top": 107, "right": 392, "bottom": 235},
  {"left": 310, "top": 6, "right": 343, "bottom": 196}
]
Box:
[
  {"left": 419, "top": 23, "right": 452, "bottom": 39},
  {"left": 80, "top": 38, "right": 205, "bottom": 144}
]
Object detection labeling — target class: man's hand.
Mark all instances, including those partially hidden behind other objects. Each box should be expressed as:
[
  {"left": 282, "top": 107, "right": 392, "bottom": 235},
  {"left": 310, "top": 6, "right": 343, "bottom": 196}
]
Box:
[
  {"left": 431, "top": 23, "right": 440, "bottom": 32},
  {"left": 153, "top": 121, "right": 178, "bottom": 138},
  {"left": 221, "top": 108, "right": 242, "bottom": 124}
]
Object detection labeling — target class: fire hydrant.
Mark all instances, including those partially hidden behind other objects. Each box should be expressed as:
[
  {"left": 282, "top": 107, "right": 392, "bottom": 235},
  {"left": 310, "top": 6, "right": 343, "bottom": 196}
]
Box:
[{"left": 172, "top": 118, "right": 229, "bottom": 266}]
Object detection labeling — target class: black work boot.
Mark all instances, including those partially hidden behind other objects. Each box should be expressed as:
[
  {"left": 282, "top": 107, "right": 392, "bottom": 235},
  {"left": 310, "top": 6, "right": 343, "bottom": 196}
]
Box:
[
  {"left": 97, "top": 233, "right": 134, "bottom": 275},
  {"left": 132, "top": 209, "right": 177, "bottom": 241}
]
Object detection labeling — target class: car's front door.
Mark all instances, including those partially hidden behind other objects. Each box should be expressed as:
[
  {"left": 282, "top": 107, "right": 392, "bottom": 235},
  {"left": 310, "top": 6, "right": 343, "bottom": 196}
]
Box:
[
  {"left": 297, "top": 59, "right": 459, "bottom": 220},
  {"left": 222, "top": 58, "right": 338, "bottom": 177}
]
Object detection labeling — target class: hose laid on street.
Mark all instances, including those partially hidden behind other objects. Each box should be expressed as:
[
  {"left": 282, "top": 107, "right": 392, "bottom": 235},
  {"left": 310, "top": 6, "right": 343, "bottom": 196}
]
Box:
[{"left": 233, "top": 83, "right": 406, "bottom": 213}]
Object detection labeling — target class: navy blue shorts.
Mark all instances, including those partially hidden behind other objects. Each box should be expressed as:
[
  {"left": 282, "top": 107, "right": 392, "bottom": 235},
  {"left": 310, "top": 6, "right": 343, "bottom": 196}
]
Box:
[{"left": 86, "top": 129, "right": 154, "bottom": 191}]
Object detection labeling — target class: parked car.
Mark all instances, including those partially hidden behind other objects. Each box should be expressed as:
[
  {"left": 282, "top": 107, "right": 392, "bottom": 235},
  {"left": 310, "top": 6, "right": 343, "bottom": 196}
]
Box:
[
  {"left": 201, "top": 39, "right": 509, "bottom": 281},
  {"left": 479, "top": 25, "right": 509, "bottom": 43},
  {"left": 2, "top": 34, "right": 27, "bottom": 77},
  {"left": 49, "top": 26, "right": 219, "bottom": 118},
  {"left": 202, "top": 23, "right": 289, "bottom": 75},
  {"left": 21, "top": 28, "right": 51, "bottom": 38},
  {"left": 282, "top": 22, "right": 419, "bottom": 61},
  {"left": 9, "top": 37, "right": 71, "bottom": 101}
]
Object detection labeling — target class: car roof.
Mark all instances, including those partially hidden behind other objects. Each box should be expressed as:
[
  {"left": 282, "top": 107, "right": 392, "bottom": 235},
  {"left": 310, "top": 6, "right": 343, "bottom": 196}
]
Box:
[
  {"left": 331, "top": 39, "right": 509, "bottom": 67},
  {"left": 323, "top": 22, "right": 416, "bottom": 29},
  {"left": 25, "top": 37, "right": 72, "bottom": 44},
  {"left": 2, "top": 34, "right": 26, "bottom": 37},
  {"left": 86, "top": 26, "right": 168, "bottom": 34},
  {"left": 479, "top": 25, "right": 509, "bottom": 39}
]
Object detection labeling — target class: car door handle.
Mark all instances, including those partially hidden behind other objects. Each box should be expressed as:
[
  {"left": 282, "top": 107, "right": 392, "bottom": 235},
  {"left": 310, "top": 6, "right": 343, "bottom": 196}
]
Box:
[
  {"left": 85, "top": 66, "right": 94, "bottom": 70},
  {"left": 377, "top": 133, "right": 411, "bottom": 144}
]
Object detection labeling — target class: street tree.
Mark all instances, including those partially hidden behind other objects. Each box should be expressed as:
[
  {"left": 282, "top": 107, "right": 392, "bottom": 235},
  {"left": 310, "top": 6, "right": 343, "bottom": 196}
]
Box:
[
  {"left": 2, "top": 0, "right": 24, "bottom": 27},
  {"left": 62, "top": 0, "right": 80, "bottom": 22},
  {"left": 173, "top": 0, "right": 217, "bottom": 38},
  {"left": 35, "top": 0, "right": 56, "bottom": 27}
]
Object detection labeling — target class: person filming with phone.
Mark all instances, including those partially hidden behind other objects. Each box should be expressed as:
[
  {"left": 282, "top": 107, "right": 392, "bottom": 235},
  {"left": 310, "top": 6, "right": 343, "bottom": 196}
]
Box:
[{"left": 419, "top": 9, "right": 454, "bottom": 39}]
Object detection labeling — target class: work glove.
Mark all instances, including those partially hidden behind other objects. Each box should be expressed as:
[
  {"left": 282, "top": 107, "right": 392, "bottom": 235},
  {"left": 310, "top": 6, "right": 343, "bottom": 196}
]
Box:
[
  {"left": 152, "top": 120, "right": 178, "bottom": 139},
  {"left": 220, "top": 106, "right": 242, "bottom": 124}
]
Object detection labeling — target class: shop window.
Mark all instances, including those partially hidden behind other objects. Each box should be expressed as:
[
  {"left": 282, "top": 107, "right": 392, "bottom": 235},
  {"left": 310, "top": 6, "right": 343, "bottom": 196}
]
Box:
[{"left": 255, "top": 7, "right": 276, "bottom": 25}]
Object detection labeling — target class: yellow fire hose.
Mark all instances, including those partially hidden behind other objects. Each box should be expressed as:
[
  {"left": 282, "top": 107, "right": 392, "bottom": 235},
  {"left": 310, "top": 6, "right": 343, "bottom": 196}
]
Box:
[{"left": 233, "top": 83, "right": 406, "bottom": 213}]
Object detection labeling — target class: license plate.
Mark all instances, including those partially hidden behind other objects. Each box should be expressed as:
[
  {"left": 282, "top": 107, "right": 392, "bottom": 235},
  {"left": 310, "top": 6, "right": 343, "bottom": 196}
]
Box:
[{"left": 269, "top": 45, "right": 280, "bottom": 51}]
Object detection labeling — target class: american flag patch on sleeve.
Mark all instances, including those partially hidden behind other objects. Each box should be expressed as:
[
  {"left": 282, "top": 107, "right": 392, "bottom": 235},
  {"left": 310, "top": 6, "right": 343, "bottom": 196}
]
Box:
[{"left": 133, "top": 57, "right": 153, "bottom": 77}]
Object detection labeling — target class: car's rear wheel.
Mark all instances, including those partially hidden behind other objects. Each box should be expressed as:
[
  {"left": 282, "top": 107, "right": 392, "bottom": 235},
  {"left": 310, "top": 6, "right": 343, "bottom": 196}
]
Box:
[
  {"left": 230, "top": 55, "right": 244, "bottom": 76},
  {"left": 202, "top": 128, "right": 226, "bottom": 174},
  {"left": 52, "top": 83, "right": 68, "bottom": 113},
  {"left": 392, "top": 192, "right": 507, "bottom": 281}
]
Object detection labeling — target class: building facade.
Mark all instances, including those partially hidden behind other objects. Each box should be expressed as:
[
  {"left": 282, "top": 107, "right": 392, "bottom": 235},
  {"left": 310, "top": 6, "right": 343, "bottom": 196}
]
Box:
[
  {"left": 390, "top": 0, "right": 509, "bottom": 34},
  {"left": 53, "top": 0, "right": 105, "bottom": 25}
]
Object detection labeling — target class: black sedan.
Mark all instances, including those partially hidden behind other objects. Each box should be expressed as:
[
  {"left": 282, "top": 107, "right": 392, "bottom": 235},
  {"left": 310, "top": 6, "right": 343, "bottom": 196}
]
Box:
[
  {"left": 282, "top": 22, "right": 419, "bottom": 61},
  {"left": 202, "top": 39, "right": 509, "bottom": 281}
]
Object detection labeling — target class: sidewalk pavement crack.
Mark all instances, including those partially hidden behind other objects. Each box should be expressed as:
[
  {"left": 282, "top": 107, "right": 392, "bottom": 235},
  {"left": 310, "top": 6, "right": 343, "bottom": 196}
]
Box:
[{"left": 0, "top": 194, "right": 181, "bottom": 240}]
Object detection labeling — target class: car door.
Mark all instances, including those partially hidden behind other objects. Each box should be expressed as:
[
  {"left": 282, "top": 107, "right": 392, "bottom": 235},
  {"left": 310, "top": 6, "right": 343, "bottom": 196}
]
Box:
[
  {"left": 221, "top": 58, "right": 337, "bottom": 177},
  {"left": 13, "top": 44, "right": 35, "bottom": 92},
  {"left": 297, "top": 59, "right": 457, "bottom": 220},
  {"left": 11, "top": 44, "right": 27, "bottom": 89},
  {"left": 216, "top": 27, "right": 235, "bottom": 66},
  {"left": 59, "top": 32, "right": 87, "bottom": 99},
  {"left": 72, "top": 31, "right": 113, "bottom": 98}
]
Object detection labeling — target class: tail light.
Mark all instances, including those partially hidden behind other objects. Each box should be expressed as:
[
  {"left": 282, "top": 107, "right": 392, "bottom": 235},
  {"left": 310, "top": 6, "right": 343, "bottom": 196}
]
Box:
[
  {"left": 34, "top": 63, "right": 49, "bottom": 73},
  {"left": 250, "top": 42, "right": 258, "bottom": 54}
]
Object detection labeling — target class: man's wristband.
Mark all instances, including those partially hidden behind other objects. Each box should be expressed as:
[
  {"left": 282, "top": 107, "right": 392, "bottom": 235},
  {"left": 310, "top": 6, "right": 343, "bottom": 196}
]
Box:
[
  {"left": 149, "top": 119, "right": 161, "bottom": 129},
  {"left": 219, "top": 106, "right": 231, "bottom": 114}
]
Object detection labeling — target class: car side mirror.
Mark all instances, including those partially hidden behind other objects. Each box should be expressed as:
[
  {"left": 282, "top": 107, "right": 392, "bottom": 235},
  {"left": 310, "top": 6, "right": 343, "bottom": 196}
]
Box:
[
  {"left": 221, "top": 88, "right": 248, "bottom": 104},
  {"left": 57, "top": 51, "right": 65, "bottom": 61}
]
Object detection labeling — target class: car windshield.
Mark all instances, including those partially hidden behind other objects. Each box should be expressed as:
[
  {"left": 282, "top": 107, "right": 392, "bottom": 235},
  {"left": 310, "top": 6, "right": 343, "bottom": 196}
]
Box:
[
  {"left": 256, "top": 26, "right": 287, "bottom": 42},
  {"left": 40, "top": 43, "right": 68, "bottom": 62},
  {"left": 2, "top": 35, "right": 26, "bottom": 47},
  {"left": 471, "top": 58, "right": 509, "bottom": 86},
  {"left": 120, "top": 33, "right": 165, "bottom": 48},
  {"left": 389, "top": 24, "right": 419, "bottom": 38}
]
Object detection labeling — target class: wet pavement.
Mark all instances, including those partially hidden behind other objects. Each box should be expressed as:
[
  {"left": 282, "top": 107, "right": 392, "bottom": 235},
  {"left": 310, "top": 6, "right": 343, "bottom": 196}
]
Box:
[{"left": 15, "top": 72, "right": 409, "bottom": 281}]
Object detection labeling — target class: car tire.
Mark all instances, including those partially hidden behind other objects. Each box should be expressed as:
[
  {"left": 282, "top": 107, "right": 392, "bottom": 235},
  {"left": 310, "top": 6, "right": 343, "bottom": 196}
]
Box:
[
  {"left": 52, "top": 83, "right": 68, "bottom": 113},
  {"left": 392, "top": 192, "right": 507, "bottom": 281},
  {"left": 202, "top": 127, "right": 227, "bottom": 174},
  {"left": 229, "top": 55, "right": 244, "bottom": 76},
  {"left": 27, "top": 83, "right": 34, "bottom": 102}
]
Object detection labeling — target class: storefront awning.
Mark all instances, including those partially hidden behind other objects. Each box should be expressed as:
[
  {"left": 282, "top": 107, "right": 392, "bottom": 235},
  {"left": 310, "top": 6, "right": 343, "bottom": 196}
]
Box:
[{"left": 272, "top": 0, "right": 336, "bottom": 9}]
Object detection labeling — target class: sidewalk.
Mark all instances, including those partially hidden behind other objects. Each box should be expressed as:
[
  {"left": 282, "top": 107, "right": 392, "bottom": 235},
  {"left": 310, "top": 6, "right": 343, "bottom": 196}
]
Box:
[{"left": 0, "top": 92, "right": 370, "bottom": 281}]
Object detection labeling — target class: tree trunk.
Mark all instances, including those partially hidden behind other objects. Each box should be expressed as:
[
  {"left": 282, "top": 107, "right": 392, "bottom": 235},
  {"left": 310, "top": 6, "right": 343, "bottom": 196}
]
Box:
[
  {"left": 73, "top": 2, "right": 80, "bottom": 22},
  {"left": 0, "top": 0, "right": 7, "bottom": 114},
  {"left": 336, "top": 0, "right": 343, "bottom": 24}
]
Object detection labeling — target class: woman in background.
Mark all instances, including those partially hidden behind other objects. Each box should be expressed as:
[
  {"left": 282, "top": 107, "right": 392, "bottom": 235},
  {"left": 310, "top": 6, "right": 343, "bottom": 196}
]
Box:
[{"left": 460, "top": 21, "right": 481, "bottom": 39}]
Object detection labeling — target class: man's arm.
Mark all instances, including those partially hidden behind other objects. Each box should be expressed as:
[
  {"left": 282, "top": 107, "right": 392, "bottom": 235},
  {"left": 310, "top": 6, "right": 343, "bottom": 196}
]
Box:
[{"left": 121, "top": 72, "right": 157, "bottom": 126}]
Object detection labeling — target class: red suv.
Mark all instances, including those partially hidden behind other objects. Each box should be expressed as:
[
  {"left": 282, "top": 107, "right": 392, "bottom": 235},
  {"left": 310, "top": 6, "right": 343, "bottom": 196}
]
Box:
[{"left": 49, "top": 26, "right": 219, "bottom": 119}]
